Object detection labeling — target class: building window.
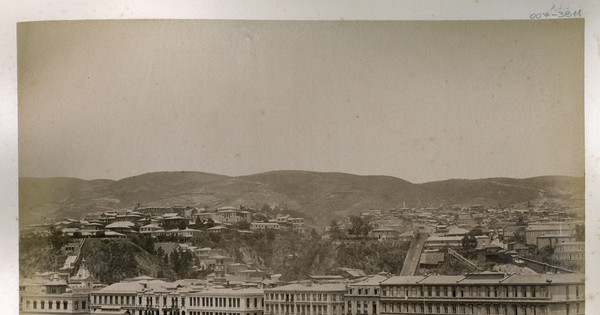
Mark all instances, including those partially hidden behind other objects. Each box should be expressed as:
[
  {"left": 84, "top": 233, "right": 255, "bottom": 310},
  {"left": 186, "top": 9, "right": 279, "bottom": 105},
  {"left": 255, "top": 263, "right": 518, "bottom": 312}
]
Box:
[
  {"left": 41, "top": 301, "right": 45, "bottom": 310},
  {"left": 49, "top": 301, "right": 52, "bottom": 309},
  {"left": 75, "top": 301, "right": 79, "bottom": 310},
  {"left": 56, "top": 301, "right": 60, "bottom": 309},
  {"left": 82, "top": 301, "right": 86, "bottom": 309},
  {"left": 64, "top": 301, "right": 68, "bottom": 309},
  {"left": 33, "top": 301, "right": 37, "bottom": 309}
]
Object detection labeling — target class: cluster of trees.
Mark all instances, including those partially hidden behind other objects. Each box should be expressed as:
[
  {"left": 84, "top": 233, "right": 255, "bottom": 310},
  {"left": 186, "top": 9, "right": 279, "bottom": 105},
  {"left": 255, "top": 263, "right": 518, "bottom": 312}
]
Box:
[
  {"left": 48, "top": 226, "right": 71, "bottom": 250},
  {"left": 20, "top": 232, "right": 68, "bottom": 277},
  {"left": 461, "top": 227, "right": 484, "bottom": 249},
  {"left": 131, "top": 234, "right": 155, "bottom": 254},
  {"left": 335, "top": 240, "right": 409, "bottom": 274},
  {"left": 329, "top": 215, "right": 374, "bottom": 239},
  {"left": 165, "top": 248, "right": 196, "bottom": 278}
]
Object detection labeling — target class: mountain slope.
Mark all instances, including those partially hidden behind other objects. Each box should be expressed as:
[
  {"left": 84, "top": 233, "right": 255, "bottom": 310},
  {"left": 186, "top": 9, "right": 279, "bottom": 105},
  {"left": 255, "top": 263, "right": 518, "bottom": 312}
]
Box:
[{"left": 19, "top": 171, "right": 584, "bottom": 226}]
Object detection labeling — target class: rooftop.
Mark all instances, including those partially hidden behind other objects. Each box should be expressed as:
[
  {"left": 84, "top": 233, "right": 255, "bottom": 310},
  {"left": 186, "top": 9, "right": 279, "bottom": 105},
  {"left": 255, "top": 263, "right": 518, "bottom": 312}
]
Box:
[{"left": 265, "top": 283, "right": 346, "bottom": 292}]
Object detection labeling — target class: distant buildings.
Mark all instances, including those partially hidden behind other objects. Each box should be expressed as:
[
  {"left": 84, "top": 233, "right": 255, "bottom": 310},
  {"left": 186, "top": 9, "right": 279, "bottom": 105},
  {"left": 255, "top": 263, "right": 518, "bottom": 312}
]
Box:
[
  {"left": 250, "top": 222, "right": 281, "bottom": 231},
  {"left": 553, "top": 242, "right": 585, "bottom": 262},
  {"left": 525, "top": 224, "right": 575, "bottom": 245},
  {"left": 424, "top": 236, "right": 463, "bottom": 249},
  {"left": 371, "top": 228, "right": 400, "bottom": 240}
]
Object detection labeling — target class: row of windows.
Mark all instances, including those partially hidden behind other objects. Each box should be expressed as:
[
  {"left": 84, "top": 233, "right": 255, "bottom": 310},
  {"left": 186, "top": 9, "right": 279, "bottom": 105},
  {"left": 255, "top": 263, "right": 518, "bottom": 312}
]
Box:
[
  {"left": 347, "top": 301, "right": 377, "bottom": 314},
  {"left": 381, "top": 286, "right": 551, "bottom": 299},
  {"left": 22, "top": 299, "right": 85, "bottom": 311},
  {"left": 348, "top": 288, "right": 379, "bottom": 296},
  {"left": 266, "top": 293, "right": 342, "bottom": 302},
  {"left": 380, "top": 302, "right": 552, "bottom": 315},
  {"left": 187, "top": 297, "right": 263, "bottom": 309},
  {"left": 93, "top": 295, "right": 183, "bottom": 307},
  {"left": 93, "top": 294, "right": 136, "bottom": 306},
  {"left": 93, "top": 294, "right": 265, "bottom": 310},
  {"left": 266, "top": 302, "right": 344, "bottom": 315}
]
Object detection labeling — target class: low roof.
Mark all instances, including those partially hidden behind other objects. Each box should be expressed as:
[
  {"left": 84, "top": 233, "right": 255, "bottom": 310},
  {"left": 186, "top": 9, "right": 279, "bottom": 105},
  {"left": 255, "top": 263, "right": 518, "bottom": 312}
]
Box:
[
  {"left": 381, "top": 276, "right": 425, "bottom": 285},
  {"left": 105, "top": 221, "right": 135, "bottom": 228},
  {"left": 349, "top": 274, "right": 389, "bottom": 286},
  {"left": 426, "top": 236, "right": 464, "bottom": 241},
  {"left": 265, "top": 283, "right": 346, "bottom": 292}
]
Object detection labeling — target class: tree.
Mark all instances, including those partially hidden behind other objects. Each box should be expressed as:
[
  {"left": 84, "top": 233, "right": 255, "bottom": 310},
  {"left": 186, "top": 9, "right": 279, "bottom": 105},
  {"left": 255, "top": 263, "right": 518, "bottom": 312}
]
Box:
[
  {"left": 205, "top": 218, "right": 216, "bottom": 229},
  {"left": 261, "top": 204, "right": 271, "bottom": 213},
  {"left": 48, "top": 226, "right": 70, "bottom": 250},
  {"left": 209, "top": 232, "right": 222, "bottom": 243},
  {"left": 348, "top": 216, "right": 373, "bottom": 237},
  {"left": 468, "top": 227, "right": 484, "bottom": 237},
  {"left": 265, "top": 230, "right": 276, "bottom": 242},
  {"left": 310, "top": 228, "right": 321, "bottom": 241},
  {"left": 329, "top": 220, "right": 343, "bottom": 239},
  {"left": 253, "top": 213, "right": 269, "bottom": 223},
  {"left": 462, "top": 235, "right": 477, "bottom": 249},
  {"left": 234, "top": 221, "right": 250, "bottom": 230}
]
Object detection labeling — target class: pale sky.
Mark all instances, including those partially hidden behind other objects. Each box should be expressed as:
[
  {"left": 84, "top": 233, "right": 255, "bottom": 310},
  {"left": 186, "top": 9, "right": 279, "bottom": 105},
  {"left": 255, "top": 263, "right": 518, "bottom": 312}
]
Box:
[{"left": 18, "top": 19, "right": 584, "bottom": 183}]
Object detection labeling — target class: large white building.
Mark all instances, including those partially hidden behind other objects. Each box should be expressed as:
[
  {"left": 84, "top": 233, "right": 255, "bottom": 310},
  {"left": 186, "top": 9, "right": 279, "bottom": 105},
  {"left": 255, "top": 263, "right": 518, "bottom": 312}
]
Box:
[
  {"left": 264, "top": 283, "right": 346, "bottom": 315},
  {"left": 379, "top": 272, "right": 584, "bottom": 315},
  {"left": 20, "top": 265, "right": 96, "bottom": 315},
  {"left": 345, "top": 275, "right": 389, "bottom": 315},
  {"left": 186, "top": 288, "right": 264, "bottom": 315}
]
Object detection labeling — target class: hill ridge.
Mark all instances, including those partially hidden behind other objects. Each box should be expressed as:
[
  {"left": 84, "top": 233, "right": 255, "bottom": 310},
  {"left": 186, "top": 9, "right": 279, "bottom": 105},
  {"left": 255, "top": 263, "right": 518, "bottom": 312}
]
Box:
[{"left": 19, "top": 170, "right": 584, "bottom": 226}]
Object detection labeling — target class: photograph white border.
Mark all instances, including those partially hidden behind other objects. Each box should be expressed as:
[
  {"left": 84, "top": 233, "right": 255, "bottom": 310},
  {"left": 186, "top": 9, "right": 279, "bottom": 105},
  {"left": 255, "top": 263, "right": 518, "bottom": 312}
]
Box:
[{"left": 2, "top": 0, "right": 599, "bottom": 313}]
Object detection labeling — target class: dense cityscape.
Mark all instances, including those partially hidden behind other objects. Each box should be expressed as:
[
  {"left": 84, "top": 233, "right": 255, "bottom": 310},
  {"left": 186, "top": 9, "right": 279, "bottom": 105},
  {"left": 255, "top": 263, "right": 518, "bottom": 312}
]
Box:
[{"left": 20, "top": 198, "right": 585, "bottom": 315}]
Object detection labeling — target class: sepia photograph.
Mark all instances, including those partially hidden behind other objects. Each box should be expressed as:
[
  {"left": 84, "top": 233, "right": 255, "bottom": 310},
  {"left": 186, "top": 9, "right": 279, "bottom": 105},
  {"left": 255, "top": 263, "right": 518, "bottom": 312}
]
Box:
[{"left": 16, "top": 18, "right": 586, "bottom": 315}]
